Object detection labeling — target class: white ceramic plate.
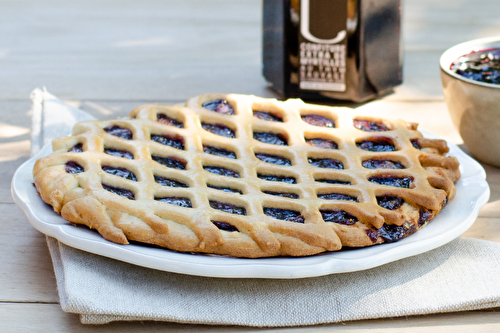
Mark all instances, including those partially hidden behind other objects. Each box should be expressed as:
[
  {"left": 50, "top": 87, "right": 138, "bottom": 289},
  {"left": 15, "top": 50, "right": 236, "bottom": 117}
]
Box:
[{"left": 12, "top": 133, "right": 489, "bottom": 279}]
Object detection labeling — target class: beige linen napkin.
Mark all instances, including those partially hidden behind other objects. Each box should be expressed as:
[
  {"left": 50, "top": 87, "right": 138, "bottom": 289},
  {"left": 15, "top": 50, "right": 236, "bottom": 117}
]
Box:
[{"left": 30, "top": 88, "right": 500, "bottom": 327}]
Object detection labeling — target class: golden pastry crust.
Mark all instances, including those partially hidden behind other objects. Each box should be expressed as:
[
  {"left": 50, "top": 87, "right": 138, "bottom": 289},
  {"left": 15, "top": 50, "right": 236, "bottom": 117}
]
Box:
[{"left": 33, "top": 94, "right": 461, "bottom": 258}]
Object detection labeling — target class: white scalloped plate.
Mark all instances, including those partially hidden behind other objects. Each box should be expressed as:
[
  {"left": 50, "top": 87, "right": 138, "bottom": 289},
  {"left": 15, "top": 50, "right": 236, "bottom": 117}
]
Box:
[{"left": 12, "top": 132, "right": 489, "bottom": 279}]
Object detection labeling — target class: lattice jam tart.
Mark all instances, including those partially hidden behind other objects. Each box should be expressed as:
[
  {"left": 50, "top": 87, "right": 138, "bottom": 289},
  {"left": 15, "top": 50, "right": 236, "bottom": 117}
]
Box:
[{"left": 33, "top": 94, "right": 461, "bottom": 258}]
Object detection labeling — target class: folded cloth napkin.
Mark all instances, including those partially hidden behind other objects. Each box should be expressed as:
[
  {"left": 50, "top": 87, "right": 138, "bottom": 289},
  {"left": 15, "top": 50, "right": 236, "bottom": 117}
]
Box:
[{"left": 30, "top": 88, "right": 500, "bottom": 327}]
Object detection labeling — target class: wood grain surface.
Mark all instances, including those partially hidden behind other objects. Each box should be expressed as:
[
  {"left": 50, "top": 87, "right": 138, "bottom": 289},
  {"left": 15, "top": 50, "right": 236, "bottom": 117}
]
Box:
[{"left": 2, "top": 0, "right": 500, "bottom": 331}]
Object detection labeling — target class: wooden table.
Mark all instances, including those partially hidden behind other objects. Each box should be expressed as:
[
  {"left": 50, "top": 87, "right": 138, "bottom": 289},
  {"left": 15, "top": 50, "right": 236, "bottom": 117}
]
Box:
[{"left": 2, "top": 0, "right": 500, "bottom": 331}]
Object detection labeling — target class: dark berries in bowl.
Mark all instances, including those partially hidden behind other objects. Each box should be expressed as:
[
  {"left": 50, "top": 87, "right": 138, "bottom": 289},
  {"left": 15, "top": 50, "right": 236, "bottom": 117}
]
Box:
[{"left": 450, "top": 48, "right": 500, "bottom": 84}]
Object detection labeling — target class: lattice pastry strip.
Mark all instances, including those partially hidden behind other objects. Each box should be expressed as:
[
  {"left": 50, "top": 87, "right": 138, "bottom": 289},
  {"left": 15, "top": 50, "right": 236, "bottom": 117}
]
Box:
[{"left": 33, "top": 94, "right": 460, "bottom": 257}]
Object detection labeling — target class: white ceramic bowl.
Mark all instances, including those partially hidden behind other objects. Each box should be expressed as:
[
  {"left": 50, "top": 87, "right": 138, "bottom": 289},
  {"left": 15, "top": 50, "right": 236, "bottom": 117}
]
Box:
[{"left": 440, "top": 36, "right": 500, "bottom": 167}]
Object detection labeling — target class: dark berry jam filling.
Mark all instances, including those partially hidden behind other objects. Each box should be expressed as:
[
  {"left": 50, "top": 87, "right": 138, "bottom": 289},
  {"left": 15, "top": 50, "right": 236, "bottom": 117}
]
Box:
[
  {"left": 377, "top": 196, "right": 405, "bottom": 210},
  {"left": 253, "top": 132, "right": 288, "bottom": 146},
  {"left": 356, "top": 138, "right": 396, "bottom": 152},
  {"left": 353, "top": 119, "right": 390, "bottom": 132},
  {"left": 368, "top": 176, "right": 412, "bottom": 188},
  {"left": 209, "top": 201, "right": 246, "bottom": 215},
  {"left": 151, "top": 134, "right": 185, "bottom": 150},
  {"left": 263, "top": 207, "right": 304, "bottom": 223},
  {"left": 202, "top": 99, "right": 235, "bottom": 115},
  {"left": 68, "top": 143, "right": 83, "bottom": 153},
  {"left": 156, "top": 196, "right": 192, "bottom": 208},
  {"left": 317, "top": 193, "right": 358, "bottom": 202},
  {"left": 258, "top": 174, "right": 297, "bottom": 184},
  {"left": 104, "top": 148, "right": 134, "bottom": 159},
  {"left": 451, "top": 48, "right": 500, "bottom": 84},
  {"left": 212, "top": 221, "right": 239, "bottom": 232},
  {"left": 362, "top": 159, "right": 405, "bottom": 169},
  {"left": 255, "top": 153, "right": 291, "bottom": 166},
  {"left": 157, "top": 114, "right": 183, "bottom": 128},
  {"left": 253, "top": 111, "right": 282, "bottom": 122},
  {"left": 308, "top": 158, "right": 343, "bottom": 169},
  {"left": 154, "top": 175, "right": 188, "bottom": 188},
  {"left": 442, "top": 197, "right": 449, "bottom": 208},
  {"left": 203, "top": 145, "right": 236, "bottom": 159},
  {"left": 204, "top": 166, "right": 240, "bottom": 178},
  {"left": 411, "top": 139, "right": 421, "bottom": 150},
  {"left": 315, "top": 179, "right": 351, "bottom": 185},
  {"left": 65, "top": 161, "right": 84, "bottom": 174},
  {"left": 207, "top": 185, "right": 242, "bottom": 194},
  {"left": 102, "top": 184, "right": 135, "bottom": 200},
  {"left": 152, "top": 155, "right": 187, "bottom": 170},
  {"left": 301, "top": 115, "right": 335, "bottom": 128},
  {"left": 418, "top": 209, "right": 433, "bottom": 227},
  {"left": 104, "top": 126, "right": 132, "bottom": 140},
  {"left": 321, "top": 210, "right": 358, "bottom": 225},
  {"left": 366, "top": 229, "right": 379, "bottom": 243},
  {"left": 202, "top": 123, "right": 235, "bottom": 138},
  {"left": 102, "top": 166, "right": 137, "bottom": 181},
  {"left": 263, "top": 191, "right": 299, "bottom": 199},
  {"left": 377, "top": 222, "right": 416, "bottom": 243},
  {"left": 305, "top": 138, "right": 338, "bottom": 149}
]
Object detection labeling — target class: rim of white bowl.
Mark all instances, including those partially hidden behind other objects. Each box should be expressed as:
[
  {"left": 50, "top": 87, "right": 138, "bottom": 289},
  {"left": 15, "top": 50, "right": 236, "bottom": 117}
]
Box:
[{"left": 440, "top": 36, "right": 500, "bottom": 89}]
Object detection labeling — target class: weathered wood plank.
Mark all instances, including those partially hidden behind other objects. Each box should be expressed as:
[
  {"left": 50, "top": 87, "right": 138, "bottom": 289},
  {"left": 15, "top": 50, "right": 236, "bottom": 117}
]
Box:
[
  {"left": 462, "top": 217, "right": 500, "bottom": 242},
  {"left": 1, "top": 303, "right": 500, "bottom": 333},
  {"left": 0, "top": 101, "right": 34, "bottom": 202},
  {"left": 2, "top": 0, "right": 500, "bottom": 331},
  {"left": 1, "top": 1, "right": 499, "bottom": 102},
  {"left": 403, "top": 0, "right": 500, "bottom": 51},
  {"left": 0, "top": 0, "right": 268, "bottom": 101},
  {"left": 0, "top": 203, "right": 58, "bottom": 302}
]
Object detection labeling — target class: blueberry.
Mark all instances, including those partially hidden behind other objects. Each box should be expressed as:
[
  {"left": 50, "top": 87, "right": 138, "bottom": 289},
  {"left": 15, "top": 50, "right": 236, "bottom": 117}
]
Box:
[
  {"left": 104, "top": 148, "right": 134, "bottom": 159},
  {"left": 253, "top": 111, "right": 282, "bottom": 122},
  {"left": 320, "top": 210, "right": 358, "bottom": 225},
  {"left": 368, "top": 176, "right": 412, "bottom": 188},
  {"left": 202, "top": 99, "right": 235, "bottom": 115},
  {"left": 212, "top": 221, "right": 239, "bottom": 232},
  {"left": 362, "top": 159, "right": 405, "bottom": 169},
  {"left": 157, "top": 114, "right": 183, "bottom": 128},
  {"left": 305, "top": 138, "right": 338, "bottom": 149},
  {"left": 204, "top": 166, "right": 240, "bottom": 178},
  {"left": 104, "top": 126, "right": 132, "bottom": 140},
  {"left": 356, "top": 138, "right": 395, "bottom": 152},
  {"left": 302, "top": 115, "right": 335, "bottom": 128},
  {"left": 308, "top": 158, "right": 343, "bottom": 169},
  {"left": 203, "top": 146, "right": 236, "bottom": 159},
  {"left": 353, "top": 119, "right": 390, "bottom": 132},
  {"left": 152, "top": 155, "right": 187, "bottom": 170},
  {"left": 156, "top": 197, "right": 192, "bottom": 208},
  {"left": 202, "top": 123, "right": 235, "bottom": 138},
  {"left": 258, "top": 174, "right": 296, "bottom": 184},
  {"left": 151, "top": 134, "right": 185, "bottom": 150},
  {"left": 154, "top": 176, "right": 188, "bottom": 188},
  {"left": 256, "top": 153, "right": 291, "bottom": 166},
  {"left": 263, "top": 191, "right": 299, "bottom": 199},
  {"left": 377, "top": 196, "right": 405, "bottom": 210},
  {"left": 68, "top": 143, "right": 83, "bottom": 153},
  {"left": 377, "top": 222, "right": 415, "bottom": 242},
  {"left": 253, "top": 132, "right": 287, "bottom": 146},
  {"left": 263, "top": 207, "right": 304, "bottom": 223},
  {"left": 210, "top": 201, "right": 246, "bottom": 215},
  {"left": 207, "top": 185, "right": 242, "bottom": 194},
  {"left": 65, "top": 161, "right": 84, "bottom": 174},
  {"left": 318, "top": 193, "right": 357, "bottom": 201},
  {"left": 102, "top": 184, "right": 135, "bottom": 200},
  {"left": 102, "top": 166, "right": 137, "bottom": 181}
]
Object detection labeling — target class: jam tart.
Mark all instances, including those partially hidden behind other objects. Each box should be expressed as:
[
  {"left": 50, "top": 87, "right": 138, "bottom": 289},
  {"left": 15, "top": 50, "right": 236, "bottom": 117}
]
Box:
[{"left": 33, "top": 94, "right": 461, "bottom": 258}]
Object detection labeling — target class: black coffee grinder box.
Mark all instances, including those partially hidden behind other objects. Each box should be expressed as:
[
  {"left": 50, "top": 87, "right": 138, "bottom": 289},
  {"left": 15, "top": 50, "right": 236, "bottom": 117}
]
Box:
[{"left": 263, "top": 0, "right": 402, "bottom": 103}]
